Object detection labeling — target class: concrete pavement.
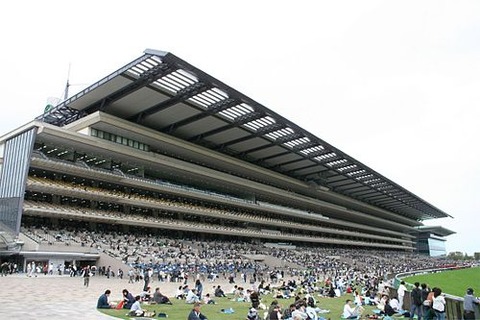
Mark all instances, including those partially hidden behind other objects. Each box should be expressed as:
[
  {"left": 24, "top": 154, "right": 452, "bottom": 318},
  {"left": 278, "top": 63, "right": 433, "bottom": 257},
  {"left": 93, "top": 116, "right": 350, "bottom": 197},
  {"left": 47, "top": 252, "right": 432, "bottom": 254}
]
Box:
[{"left": 2, "top": 273, "right": 236, "bottom": 320}]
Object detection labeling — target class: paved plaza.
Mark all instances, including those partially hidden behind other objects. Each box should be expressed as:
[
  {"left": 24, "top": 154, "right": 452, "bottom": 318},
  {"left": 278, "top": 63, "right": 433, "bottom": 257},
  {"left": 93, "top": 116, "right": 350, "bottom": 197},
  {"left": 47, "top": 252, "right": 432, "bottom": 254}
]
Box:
[{"left": 2, "top": 273, "right": 231, "bottom": 320}]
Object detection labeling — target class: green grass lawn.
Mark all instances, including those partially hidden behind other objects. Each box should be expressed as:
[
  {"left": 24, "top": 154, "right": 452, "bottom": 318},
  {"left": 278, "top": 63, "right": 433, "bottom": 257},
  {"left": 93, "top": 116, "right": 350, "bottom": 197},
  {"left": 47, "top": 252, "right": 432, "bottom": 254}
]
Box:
[
  {"left": 403, "top": 267, "right": 480, "bottom": 297},
  {"left": 99, "top": 294, "right": 379, "bottom": 320},
  {"left": 99, "top": 267, "right": 480, "bottom": 319}
]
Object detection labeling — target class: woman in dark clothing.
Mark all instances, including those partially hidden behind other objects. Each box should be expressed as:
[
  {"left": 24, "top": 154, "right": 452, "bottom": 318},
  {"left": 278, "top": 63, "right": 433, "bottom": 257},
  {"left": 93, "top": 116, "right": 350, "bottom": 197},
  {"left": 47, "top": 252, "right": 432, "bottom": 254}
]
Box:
[{"left": 122, "top": 289, "right": 135, "bottom": 309}]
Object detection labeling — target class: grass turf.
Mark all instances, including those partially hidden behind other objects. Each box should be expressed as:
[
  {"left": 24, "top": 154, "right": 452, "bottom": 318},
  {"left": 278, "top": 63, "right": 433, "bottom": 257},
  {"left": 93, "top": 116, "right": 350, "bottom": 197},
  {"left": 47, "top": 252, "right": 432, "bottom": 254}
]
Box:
[
  {"left": 99, "top": 267, "right": 480, "bottom": 319},
  {"left": 402, "top": 267, "right": 480, "bottom": 297},
  {"left": 99, "top": 294, "right": 379, "bottom": 320}
]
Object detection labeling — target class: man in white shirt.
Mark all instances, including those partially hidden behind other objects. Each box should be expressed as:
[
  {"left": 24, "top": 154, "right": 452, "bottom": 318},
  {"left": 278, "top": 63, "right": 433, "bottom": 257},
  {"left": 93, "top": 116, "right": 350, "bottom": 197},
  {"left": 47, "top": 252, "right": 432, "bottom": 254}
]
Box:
[
  {"left": 389, "top": 296, "right": 400, "bottom": 311},
  {"left": 343, "top": 299, "right": 362, "bottom": 319},
  {"left": 397, "top": 281, "right": 408, "bottom": 310},
  {"left": 128, "top": 295, "right": 144, "bottom": 317},
  {"left": 186, "top": 288, "right": 201, "bottom": 304}
]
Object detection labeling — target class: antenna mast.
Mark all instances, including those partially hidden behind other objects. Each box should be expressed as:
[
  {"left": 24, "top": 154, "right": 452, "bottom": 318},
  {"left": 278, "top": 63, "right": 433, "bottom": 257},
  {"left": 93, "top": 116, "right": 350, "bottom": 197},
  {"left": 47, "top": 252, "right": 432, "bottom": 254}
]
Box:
[{"left": 64, "top": 63, "right": 71, "bottom": 100}]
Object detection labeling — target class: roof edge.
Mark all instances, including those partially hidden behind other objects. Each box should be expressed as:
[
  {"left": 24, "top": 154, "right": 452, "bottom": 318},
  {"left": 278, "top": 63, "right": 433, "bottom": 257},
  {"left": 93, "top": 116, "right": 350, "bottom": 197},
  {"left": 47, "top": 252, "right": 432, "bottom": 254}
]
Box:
[{"left": 143, "top": 48, "right": 169, "bottom": 57}]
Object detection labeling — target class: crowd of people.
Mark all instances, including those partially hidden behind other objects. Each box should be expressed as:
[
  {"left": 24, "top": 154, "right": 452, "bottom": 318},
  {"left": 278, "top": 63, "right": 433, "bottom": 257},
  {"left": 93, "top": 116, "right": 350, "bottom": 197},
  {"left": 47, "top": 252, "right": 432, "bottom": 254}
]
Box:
[
  {"left": 3, "top": 222, "right": 475, "bottom": 319},
  {"left": 94, "top": 277, "right": 479, "bottom": 320}
]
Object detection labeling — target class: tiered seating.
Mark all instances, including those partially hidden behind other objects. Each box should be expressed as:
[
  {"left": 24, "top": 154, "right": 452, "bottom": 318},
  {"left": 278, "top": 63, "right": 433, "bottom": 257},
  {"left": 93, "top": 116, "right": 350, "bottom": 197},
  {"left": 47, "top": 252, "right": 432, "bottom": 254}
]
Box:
[{"left": 26, "top": 177, "right": 410, "bottom": 247}]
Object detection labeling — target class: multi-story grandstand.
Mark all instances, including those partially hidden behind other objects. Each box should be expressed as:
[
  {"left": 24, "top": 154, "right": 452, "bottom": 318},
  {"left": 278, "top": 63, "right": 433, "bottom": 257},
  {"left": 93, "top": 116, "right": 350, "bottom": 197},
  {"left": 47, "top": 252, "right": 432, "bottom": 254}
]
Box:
[{"left": 0, "top": 49, "right": 454, "bottom": 270}]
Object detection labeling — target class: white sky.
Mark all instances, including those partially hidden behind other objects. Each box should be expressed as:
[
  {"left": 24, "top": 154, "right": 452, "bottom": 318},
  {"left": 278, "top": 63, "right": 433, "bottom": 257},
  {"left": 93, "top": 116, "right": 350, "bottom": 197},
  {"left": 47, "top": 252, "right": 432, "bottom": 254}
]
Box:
[{"left": 1, "top": 1, "right": 478, "bottom": 254}]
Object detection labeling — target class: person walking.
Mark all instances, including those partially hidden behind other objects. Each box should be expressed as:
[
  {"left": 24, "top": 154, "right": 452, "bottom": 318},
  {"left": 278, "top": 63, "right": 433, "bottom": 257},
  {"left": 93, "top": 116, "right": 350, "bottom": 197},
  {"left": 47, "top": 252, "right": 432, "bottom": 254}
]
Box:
[
  {"left": 82, "top": 265, "right": 91, "bottom": 287},
  {"left": 143, "top": 268, "right": 152, "bottom": 291}
]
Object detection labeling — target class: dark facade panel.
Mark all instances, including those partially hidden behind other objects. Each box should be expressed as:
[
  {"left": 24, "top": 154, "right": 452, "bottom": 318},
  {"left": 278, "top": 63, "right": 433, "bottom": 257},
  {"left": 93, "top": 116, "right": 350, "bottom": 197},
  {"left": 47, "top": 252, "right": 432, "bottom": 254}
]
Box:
[{"left": 0, "top": 128, "right": 37, "bottom": 234}]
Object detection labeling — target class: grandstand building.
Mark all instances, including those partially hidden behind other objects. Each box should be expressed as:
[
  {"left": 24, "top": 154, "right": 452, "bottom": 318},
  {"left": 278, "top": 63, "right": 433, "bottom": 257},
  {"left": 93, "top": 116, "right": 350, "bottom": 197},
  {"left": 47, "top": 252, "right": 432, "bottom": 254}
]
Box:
[{"left": 0, "top": 49, "right": 453, "bottom": 267}]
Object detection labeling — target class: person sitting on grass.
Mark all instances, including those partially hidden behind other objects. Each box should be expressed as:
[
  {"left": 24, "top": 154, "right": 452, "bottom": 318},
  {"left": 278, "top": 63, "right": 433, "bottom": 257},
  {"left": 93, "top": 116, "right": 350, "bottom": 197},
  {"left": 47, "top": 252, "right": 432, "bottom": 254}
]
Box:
[
  {"left": 342, "top": 299, "right": 363, "bottom": 319},
  {"left": 122, "top": 289, "right": 136, "bottom": 309},
  {"left": 381, "top": 297, "right": 396, "bottom": 317},
  {"left": 247, "top": 307, "right": 260, "bottom": 320},
  {"left": 268, "top": 304, "right": 282, "bottom": 319},
  {"left": 214, "top": 285, "right": 226, "bottom": 297},
  {"left": 97, "top": 289, "right": 114, "bottom": 309},
  {"left": 128, "top": 295, "right": 145, "bottom": 317},
  {"left": 186, "top": 288, "right": 201, "bottom": 304},
  {"left": 140, "top": 286, "right": 152, "bottom": 302},
  {"left": 187, "top": 302, "right": 208, "bottom": 320},
  {"left": 389, "top": 296, "right": 400, "bottom": 312},
  {"left": 203, "top": 293, "right": 215, "bottom": 305},
  {"left": 153, "top": 287, "right": 172, "bottom": 305},
  {"left": 128, "top": 295, "right": 156, "bottom": 317},
  {"left": 176, "top": 285, "right": 186, "bottom": 299}
]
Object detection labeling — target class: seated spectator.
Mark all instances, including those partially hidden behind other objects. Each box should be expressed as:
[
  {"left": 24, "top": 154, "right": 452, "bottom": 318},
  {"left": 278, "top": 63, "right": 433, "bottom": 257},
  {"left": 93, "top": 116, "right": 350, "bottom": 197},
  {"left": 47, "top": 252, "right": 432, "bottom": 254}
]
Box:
[
  {"left": 376, "top": 294, "right": 388, "bottom": 312},
  {"left": 234, "top": 286, "right": 245, "bottom": 301},
  {"left": 342, "top": 299, "right": 362, "bottom": 319},
  {"left": 384, "top": 303, "right": 396, "bottom": 317},
  {"left": 153, "top": 287, "right": 172, "bottom": 305},
  {"left": 328, "top": 286, "right": 336, "bottom": 298},
  {"left": 282, "top": 304, "right": 296, "bottom": 319},
  {"left": 305, "top": 305, "right": 318, "bottom": 320},
  {"left": 214, "top": 285, "right": 226, "bottom": 297},
  {"left": 122, "top": 289, "right": 136, "bottom": 309},
  {"left": 389, "top": 296, "right": 400, "bottom": 312},
  {"left": 187, "top": 302, "right": 208, "bottom": 320},
  {"left": 306, "top": 294, "right": 316, "bottom": 308},
  {"left": 353, "top": 290, "right": 363, "bottom": 306},
  {"left": 140, "top": 286, "right": 152, "bottom": 301},
  {"left": 247, "top": 307, "right": 260, "bottom": 320},
  {"left": 268, "top": 300, "right": 280, "bottom": 314},
  {"left": 203, "top": 293, "right": 215, "bottom": 305},
  {"left": 176, "top": 285, "right": 186, "bottom": 299},
  {"left": 291, "top": 303, "right": 308, "bottom": 320},
  {"left": 186, "top": 288, "right": 201, "bottom": 304},
  {"left": 273, "top": 288, "right": 286, "bottom": 299},
  {"left": 128, "top": 295, "right": 145, "bottom": 317},
  {"left": 268, "top": 304, "right": 282, "bottom": 319},
  {"left": 97, "top": 289, "right": 113, "bottom": 309}
]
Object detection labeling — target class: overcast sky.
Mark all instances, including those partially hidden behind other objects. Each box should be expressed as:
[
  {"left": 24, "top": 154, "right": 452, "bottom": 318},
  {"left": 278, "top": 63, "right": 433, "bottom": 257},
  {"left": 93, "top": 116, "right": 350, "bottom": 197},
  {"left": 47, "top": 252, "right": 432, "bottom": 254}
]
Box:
[{"left": 1, "top": 1, "right": 478, "bottom": 254}]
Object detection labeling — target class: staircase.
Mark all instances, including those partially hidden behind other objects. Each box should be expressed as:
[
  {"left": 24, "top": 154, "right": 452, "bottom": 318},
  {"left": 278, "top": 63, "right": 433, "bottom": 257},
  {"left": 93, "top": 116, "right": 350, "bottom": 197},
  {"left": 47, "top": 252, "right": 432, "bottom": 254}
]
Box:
[{"left": 0, "top": 230, "right": 23, "bottom": 253}]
